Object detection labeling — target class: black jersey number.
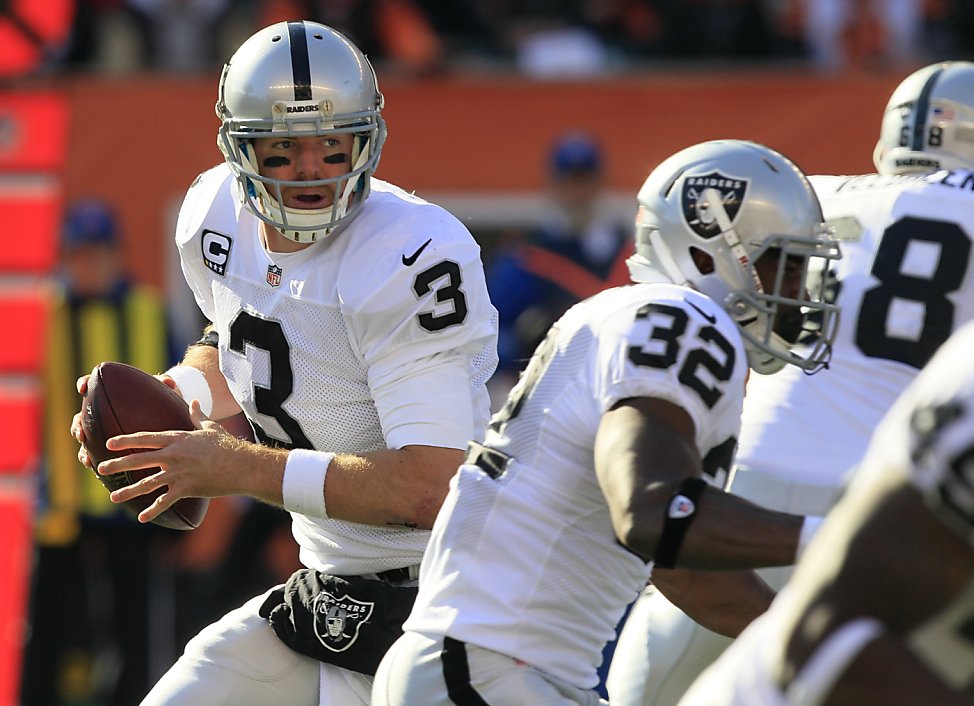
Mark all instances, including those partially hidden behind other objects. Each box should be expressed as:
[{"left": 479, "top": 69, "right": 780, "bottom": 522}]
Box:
[
  {"left": 413, "top": 260, "right": 468, "bottom": 332},
  {"left": 628, "top": 303, "right": 735, "bottom": 409},
  {"left": 857, "top": 216, "right": 971, "bottom": 368},
  {"left": 228, "top": 311, "right": 312, "bottom": 449}
]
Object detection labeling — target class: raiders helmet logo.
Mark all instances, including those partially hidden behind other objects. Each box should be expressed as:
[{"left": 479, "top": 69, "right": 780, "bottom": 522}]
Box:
[
  {"left": 312, "top": 590, "right": 375, "bottom": 653},
  {"left": 681, "top": 171, "right": 748, "bottom": 239}
]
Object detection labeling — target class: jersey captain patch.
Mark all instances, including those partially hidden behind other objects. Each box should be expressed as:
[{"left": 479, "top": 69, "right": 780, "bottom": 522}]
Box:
[{"left": 202, "top": 230, "right": 233, "bottom": 276}]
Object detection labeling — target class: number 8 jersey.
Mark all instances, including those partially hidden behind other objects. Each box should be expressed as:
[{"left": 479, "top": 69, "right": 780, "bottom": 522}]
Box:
[
  {"left": 405, "top": 281, "right": 748, "bottom": 690},
  {"left": 738, "top": 170, "right": 974, "bottom": 486},
  {"left": 174, "top": 163, "right": 499, "bottom": 575}
]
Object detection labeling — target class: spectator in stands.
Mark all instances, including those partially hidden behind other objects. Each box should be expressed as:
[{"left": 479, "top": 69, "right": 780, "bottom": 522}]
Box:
[
  {"left": 486, "top": 131, "right": 631, "bottom": 399},
  {"left": 21, "top": 198, "right": 175, "bottom": 706},
  {"left": 800, "top": 0, "right": 923, "bottom": 72}
]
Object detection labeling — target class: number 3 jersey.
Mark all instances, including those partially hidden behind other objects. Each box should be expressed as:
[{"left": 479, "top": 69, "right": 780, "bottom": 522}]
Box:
[
  {"left": 738, "top": 170, "right": 974, "bottom": 487},
  {"left": 404, "top": 281, "right": 749, "bottom": 690},
  {"left": 174, "top": 163, "right": 498, "bottom": 575}
]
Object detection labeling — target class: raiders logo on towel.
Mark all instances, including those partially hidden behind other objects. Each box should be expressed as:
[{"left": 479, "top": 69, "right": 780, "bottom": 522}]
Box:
[{"left": 313, "top": 591, "right": 375, "bottom": 653}]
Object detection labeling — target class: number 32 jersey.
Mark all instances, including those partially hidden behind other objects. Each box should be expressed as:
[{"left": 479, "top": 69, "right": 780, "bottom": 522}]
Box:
[
  {"left": 404, "top": 282, "right": 748, "bottom": 689},
  {"left": 738, "top": 170, "right": 974, "bottom": 486},
  {"left": 174, "top": 164, "right": 498, "bottom": 575}
]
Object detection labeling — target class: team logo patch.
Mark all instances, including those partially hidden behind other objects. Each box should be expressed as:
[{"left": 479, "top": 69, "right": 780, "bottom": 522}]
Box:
[
  {"left": 681, "top": 171, "right": 748, "bottom": 239},
  {"left": 266, "top": 264, "right": 283, "bottom": 287},
  {"left": 312, "top": 590, "right": 375, "bottom": 653},
  {"left": 201, "top": 230, "right": 232, "bottom": 276},
  {"left": 668, "top": 494, "right": 696, "bottom": 519}
]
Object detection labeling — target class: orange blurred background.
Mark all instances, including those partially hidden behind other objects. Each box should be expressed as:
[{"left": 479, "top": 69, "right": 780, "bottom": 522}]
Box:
[{"left": 57, "top": 69, "right": 898, "bottom": 290}]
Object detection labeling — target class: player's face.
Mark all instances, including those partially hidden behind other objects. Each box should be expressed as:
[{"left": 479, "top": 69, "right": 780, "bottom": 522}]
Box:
[
  {"left": 251, "top": 133, "right": 354, "bottom": 210},
  {"left": 754, "top": 248, "right": 806, "bottom": 343}
]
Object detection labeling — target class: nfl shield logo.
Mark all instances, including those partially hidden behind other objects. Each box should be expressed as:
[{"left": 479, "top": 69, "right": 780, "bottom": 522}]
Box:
[
  {"left": 681, "top": 171, "right": 748, "bottom": 239},
  {"left": 266, "top": 264, "right": 283, "bottom": 287}
]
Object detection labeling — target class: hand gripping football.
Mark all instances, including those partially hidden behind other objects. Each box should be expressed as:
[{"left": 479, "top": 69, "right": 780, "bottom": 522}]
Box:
[{"left": 80, "top": 361, "right": 209, "bottom": 530}]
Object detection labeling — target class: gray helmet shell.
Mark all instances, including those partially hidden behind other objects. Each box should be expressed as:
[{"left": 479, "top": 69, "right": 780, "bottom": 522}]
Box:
[
  {"left": 216, "top": 21, "right": 386, "bottom": 243},
  {"left": 874, "top": 61, "right": 974, "bottom": 176},
  {"left": 627, "top": 140, "right": 841, "bottom": 374}
]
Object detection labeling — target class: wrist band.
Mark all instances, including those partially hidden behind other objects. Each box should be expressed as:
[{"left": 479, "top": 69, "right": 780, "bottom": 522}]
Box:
[
  {"left": 798, "top": 515, "right": 824, "bottom": 557},
  {"left": 165, "top": 365, "right": 213, "bottom": 417},
  {"left": 282, "top": 449, "right": 333, "bottom": 519}
]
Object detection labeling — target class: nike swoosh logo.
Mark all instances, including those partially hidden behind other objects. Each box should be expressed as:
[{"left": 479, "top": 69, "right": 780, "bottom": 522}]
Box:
[
  {"left": 402, "top": 238, "right": 432, "bottom": 266},
  {"left": 687, "top": 300, "right": 718, "bottom": 324}
]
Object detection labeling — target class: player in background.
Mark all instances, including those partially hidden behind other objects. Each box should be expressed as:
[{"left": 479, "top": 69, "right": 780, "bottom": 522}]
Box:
[
  {"left": 371, "top": 139, "right": 842, "bottom": 706},
  {"left": 23, "top": 200, "right": 174, "bottom": 706},
  {"left": 677, "top": 317, "right": 974, "bottom": 706},
  {"left": 607, "top": 59, "right": 974, "bottom": 706},
  {"left": 71, "top": 20, "right": 497, "bottom": 706},
  {"left": 486, "top": 131, "right": 631, "bottom": 401}
]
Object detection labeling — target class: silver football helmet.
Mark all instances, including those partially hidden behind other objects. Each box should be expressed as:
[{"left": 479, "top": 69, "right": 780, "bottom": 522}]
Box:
[
  {"left": 874, "top": 61, "right": 974, "bottom": 176},
  {"left": 215, "top": 21, "right": 386, "bottom": 243},
  {"left": 627, "top": 140, "right": 842, "bottom": 375}
]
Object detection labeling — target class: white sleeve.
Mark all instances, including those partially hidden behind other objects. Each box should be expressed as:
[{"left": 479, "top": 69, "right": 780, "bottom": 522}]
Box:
[
  {"left": 595, "top": 292, "right": 747, "bottom": 451},
  {"left": 344, "top": 226, "right": 498, "bottom": 450},
  {"left": 174, "top": 169, "right": 224, "bottom": 323}
]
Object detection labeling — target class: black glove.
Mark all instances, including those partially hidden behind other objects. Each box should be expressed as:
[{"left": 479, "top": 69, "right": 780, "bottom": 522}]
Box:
[{"left": 259, "top": 569, "right": 418, "bottom": 676}]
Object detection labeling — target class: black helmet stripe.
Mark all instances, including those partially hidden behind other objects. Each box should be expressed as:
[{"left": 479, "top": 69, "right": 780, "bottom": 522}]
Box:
[
  {"left": 287, "top": 21, "right": 313, "bottom": 102},
  {"left": 911, "top": 65, "right": 945, "bottom": 151}
]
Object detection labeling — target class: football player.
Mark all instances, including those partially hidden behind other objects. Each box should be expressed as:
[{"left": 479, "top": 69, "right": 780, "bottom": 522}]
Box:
[
  {"left": 370, "top": 139, "right": 841, "bottom": 706},
  {"left": 677, "top": 318, "right": 974, "bottom": 706},
  {"left": 608, "top": 60, "right": 974, "bottom": 706},
  {"left": 71, "top": 21, "right": 498, "bottom": 706}
]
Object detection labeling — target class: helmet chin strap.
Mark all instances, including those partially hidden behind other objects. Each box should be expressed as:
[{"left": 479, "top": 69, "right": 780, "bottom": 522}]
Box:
[
  {"left": 645, "top": 229, "right": 688, "bottom": 287},
  {"left": 699, "top": 187, "right": 793, "bottom": 374},
  {"left": 700, "top": 187, "right": 764, "bottom": 295}
]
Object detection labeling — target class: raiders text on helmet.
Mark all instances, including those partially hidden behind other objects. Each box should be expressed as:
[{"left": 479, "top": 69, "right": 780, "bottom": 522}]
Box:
[
  {"left": 215, "top": 21, "right": 387, "bottom": 243},
  {"left": 627, "top": 140, "right": 842, "bottom": 375},
  {"left": 874, "top": 61, "right": 974, "bottom": 176}
]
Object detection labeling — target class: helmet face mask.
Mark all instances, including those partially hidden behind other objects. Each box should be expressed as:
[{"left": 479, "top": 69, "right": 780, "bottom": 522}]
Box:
[
  {"left": 215, "top": 21, "right": 387, "bottom": 243},
  {"left": 627, "top": 140, "right": 842, "bottom": 375},
  {"left": 873, "top": 61, "right": 974, "bottom": 176}
]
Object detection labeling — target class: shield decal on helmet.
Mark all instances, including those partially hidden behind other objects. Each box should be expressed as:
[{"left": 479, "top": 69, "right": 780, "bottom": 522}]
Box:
[
  {"left": 681, "top": 171, "right": 748, "bottom": 239},
  {"left": 312, "top": 590, "right": 375, "bottom": 653}
]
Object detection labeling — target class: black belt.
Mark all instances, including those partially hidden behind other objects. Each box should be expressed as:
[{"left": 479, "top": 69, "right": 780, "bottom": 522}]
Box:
[
  {"left": 375, "top": 565, "right": 419, "bottom": 583},
  {"left": 465, "top": 441, "right": 513, "bottom": 479}
]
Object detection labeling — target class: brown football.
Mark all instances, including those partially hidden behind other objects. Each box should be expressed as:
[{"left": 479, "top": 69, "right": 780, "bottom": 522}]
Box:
[{"left": 80, "top": 361, "right": 209, "bottom": 530}]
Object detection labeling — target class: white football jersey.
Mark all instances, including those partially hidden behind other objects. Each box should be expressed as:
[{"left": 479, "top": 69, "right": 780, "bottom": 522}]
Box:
[
  {"left": 175, "top": 164, "right": 498, "bottom": 575},
  {"left": 737, "top": 170, "right": 974, "bottom": 485},
  {"left": 404, "top": 282, "right": 748, "bottom": 690},
  {"left": 678, "top": 319, "right": 974, "bottom": 706}
]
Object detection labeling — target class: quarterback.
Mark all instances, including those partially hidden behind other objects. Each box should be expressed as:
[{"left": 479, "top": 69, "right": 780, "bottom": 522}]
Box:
[
  {"left": 72, "top": 20, "right": 497, "bottom": 706},
  {"left": 609, "top": 60, "right": 974, "bottom": 706},
  {"left": 371, "top": 139, "right": 841, "bottom": 706}
]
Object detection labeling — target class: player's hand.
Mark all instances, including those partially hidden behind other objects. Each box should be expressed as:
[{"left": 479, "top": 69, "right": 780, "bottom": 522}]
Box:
[
  {"left": 94, "top": 401, "right": 246, "bottom": 524},
  {"left": 71, "top": 370, "right": 94, "bottom": 468},
  {"left": 155, "top": 373, "right": 181, "bottom": 396}
]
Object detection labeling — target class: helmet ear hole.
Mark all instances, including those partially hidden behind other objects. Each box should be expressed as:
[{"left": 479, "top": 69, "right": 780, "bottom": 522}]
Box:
[{"left": 689, "top": 247, "right": 715, "bottom": 275}]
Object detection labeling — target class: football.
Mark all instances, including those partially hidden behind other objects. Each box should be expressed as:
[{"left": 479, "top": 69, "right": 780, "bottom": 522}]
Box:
[{"left": 80, "top": 361, "right": 209, "bottom": 530}]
